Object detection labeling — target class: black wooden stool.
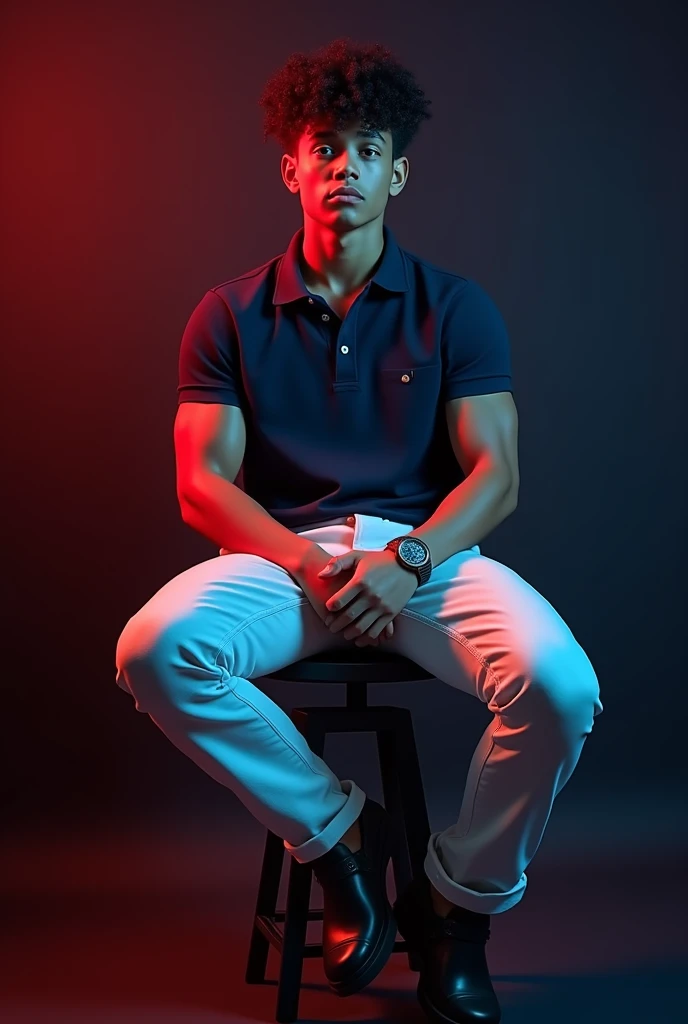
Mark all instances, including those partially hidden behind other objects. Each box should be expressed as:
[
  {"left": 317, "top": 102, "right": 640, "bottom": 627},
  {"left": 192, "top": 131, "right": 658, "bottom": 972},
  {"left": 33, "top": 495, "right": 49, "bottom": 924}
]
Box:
[{"left": 245, "top": 647, "right": 434, "bottom": 1022}]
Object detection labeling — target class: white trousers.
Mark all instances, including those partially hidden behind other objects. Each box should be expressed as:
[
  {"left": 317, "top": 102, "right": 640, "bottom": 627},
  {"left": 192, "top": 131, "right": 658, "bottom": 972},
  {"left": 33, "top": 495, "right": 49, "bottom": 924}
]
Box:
[{"left": 115, "top": 514, "right": 603, "bottom": 915}]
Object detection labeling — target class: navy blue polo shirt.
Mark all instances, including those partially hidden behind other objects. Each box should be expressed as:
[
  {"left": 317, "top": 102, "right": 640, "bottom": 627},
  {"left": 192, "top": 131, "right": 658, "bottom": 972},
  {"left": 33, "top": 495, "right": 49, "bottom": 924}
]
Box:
[{"left": 177, "top": 223, "right": 513, "bottom": 530}]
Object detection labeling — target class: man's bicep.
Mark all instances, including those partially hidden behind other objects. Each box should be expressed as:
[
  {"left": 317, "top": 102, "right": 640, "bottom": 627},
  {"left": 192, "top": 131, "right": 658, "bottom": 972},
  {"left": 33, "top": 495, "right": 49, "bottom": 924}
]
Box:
[
  {"left": 174, "top": 401, "right": 247, "bottom": 507},
  {"left": 444, "top": 391, "right": 519, "bottom": 492}
]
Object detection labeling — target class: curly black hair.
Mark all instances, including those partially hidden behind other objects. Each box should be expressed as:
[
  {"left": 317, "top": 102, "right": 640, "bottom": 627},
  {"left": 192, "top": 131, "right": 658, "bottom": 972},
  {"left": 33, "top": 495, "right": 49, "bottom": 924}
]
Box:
[{"left": 258, "top": 37, "right": 433, "bottom": 162}]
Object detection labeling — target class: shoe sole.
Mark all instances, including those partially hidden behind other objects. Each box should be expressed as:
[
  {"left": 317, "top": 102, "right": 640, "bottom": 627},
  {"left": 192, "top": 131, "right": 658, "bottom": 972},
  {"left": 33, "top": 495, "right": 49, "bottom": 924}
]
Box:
[
  {"left": 328, "top": 807, "right": 399, "bottom": 997},
  {"left": 417, "top": 979, "right": 501, "bottom": 1024},
  {"left": 418, "top": 981, "right": 472, "bottom": 1024}
]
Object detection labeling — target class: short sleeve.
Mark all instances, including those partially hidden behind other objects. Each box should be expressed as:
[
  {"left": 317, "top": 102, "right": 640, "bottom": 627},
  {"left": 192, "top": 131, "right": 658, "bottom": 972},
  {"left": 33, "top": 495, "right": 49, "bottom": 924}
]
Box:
[
  {"left": 441, "top": 279, "right": 513, "bottom": 401},
  {"left": 177, "top": 289, "right": 244, "bottom": 406}
]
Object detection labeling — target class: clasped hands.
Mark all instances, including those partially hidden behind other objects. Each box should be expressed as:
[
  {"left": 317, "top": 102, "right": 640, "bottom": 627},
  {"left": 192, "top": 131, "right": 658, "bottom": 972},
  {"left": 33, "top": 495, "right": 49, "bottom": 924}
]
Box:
[{"left": 317, "top": 547, "right": 419, "bottom": 643}]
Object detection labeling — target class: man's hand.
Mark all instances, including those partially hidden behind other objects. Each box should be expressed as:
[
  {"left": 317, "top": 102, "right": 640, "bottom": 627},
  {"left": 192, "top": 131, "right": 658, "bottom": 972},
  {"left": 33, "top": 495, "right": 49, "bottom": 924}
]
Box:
[
  {"left": 318, "top": 548, "right": 418, "bottom": 641},
  {"left": 294, "top": 548, "right": 396, "bottom": 647}
]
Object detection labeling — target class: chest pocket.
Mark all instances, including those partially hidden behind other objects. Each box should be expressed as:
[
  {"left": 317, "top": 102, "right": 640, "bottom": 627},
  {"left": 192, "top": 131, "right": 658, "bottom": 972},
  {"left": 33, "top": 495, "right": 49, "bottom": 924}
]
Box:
[{"left": 376, "top": 365, "right": 442, "bottom": 445}]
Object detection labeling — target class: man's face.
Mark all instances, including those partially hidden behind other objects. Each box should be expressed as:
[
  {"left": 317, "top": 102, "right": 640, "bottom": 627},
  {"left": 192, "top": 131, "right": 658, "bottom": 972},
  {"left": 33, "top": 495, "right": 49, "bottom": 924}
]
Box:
[{"left": 282, "top": 119, "right": 408, "bottom": 228}]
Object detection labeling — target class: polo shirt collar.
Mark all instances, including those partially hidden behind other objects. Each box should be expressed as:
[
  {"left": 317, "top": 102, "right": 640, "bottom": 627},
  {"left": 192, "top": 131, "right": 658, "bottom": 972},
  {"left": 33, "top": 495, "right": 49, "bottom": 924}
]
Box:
[{"left": 272, "top": 222, "right": 410, "bottom": 306}]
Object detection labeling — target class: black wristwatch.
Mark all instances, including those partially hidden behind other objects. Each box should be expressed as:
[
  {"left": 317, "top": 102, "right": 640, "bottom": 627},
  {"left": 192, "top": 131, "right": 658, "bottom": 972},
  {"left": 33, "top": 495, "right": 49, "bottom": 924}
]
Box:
[{"left": 385, "top": 535, "right": 432, "bottom": 587}]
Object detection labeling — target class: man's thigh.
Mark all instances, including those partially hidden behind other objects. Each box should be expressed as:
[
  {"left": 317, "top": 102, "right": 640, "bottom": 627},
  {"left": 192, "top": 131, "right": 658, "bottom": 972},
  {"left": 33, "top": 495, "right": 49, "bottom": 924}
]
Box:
[
  {"left": 114, "top": 547, "right": 354, "bottom": 701},
  {"left": 392, "top": 546, "right": 602, "bottom": 715}
]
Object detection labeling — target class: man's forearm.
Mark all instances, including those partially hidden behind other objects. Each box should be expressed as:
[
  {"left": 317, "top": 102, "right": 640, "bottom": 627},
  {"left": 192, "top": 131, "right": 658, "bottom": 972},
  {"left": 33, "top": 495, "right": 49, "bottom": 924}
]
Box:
[
  {"left": 180, "top": 473, "right": 325, "bottom": 579},
  {"left": 180, "top": 464, "right": 516, "bottom": 582},
  {"left": 407, "top": 464, "right": 518, "bottom": 570}
]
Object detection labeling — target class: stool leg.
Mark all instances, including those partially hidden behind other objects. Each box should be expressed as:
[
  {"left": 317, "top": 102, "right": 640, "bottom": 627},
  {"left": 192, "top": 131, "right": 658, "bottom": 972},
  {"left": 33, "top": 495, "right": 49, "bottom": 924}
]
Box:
[
  {"left": 275, "top": 858, "right": 312, "bottom": 1023},
  {"left": 273, "top": 711, "right": 326, "bottom": 1022},
  {"left": 246, "top": 828, "right": 285, "bottom": 984},
  {"left": 394, "top": 711, "right": 431, "bottom": 883},
  {"left": 377, "top": 725, "right": 411, "bottom": 895}
]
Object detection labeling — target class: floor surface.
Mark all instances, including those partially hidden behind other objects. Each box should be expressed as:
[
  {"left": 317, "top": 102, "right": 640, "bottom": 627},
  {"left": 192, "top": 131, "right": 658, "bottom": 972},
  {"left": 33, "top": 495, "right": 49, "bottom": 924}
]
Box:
[{"left": 2, "top": 789, "right": 685, "bottom": 1023}]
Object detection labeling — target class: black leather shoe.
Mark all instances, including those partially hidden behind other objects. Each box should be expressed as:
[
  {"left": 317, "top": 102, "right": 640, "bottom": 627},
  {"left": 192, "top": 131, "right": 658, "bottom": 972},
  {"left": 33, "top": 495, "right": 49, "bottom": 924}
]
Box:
[
  {"left": 393, "top": 873, "right": 501, "bottom": 1023},
  {"left": 310, "top": 797, "right": 398, "bottom": 996}
]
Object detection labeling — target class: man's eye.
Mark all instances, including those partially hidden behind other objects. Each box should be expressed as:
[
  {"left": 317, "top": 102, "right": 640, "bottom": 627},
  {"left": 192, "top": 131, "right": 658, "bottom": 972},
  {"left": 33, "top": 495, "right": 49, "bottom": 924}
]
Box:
[{"left": 315, "top": 147, "right": 379, "bottom": 157}]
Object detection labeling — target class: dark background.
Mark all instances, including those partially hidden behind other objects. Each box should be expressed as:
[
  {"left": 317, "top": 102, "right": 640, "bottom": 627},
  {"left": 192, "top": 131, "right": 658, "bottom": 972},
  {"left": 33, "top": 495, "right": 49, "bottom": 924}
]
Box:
[{"left": 1, "top": 4, "right": 686, "bottom": 1016}]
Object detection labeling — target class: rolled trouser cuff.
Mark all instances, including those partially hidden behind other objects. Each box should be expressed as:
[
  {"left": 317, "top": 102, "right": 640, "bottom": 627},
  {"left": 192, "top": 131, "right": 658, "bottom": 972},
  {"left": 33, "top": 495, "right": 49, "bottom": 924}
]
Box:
[
  {"left": 284, "top": 779, "right": 367, "bottom": 864},
  {"left": 424, "top": 830, "right": 527, "bottom": 915}
]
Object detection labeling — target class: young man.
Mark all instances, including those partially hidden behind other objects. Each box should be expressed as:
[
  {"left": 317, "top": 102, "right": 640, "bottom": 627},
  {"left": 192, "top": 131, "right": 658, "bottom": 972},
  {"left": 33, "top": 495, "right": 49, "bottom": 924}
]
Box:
[{"left": 115, "top": 38, "right": 603, "bottom": 1024}]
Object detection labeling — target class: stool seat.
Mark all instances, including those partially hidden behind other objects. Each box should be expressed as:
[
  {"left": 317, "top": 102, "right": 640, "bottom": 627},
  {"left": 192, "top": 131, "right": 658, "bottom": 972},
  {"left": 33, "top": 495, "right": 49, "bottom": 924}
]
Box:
[
  {"left": 245, "top": 649, "right": 433, "bottom": 1022},
  {"left": 268, "top": 646, "right": 435, "bottom": 684}
]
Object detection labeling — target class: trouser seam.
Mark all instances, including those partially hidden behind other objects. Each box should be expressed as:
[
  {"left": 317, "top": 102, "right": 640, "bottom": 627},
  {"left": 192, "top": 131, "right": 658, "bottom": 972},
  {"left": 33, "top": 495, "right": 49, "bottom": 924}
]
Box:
[
  {"left": 399, "top": 608, "right": 505, "bottom": 700},
  {"left": 215, "top": 597, "right": 334, "bottom": 780},
  {"left": 213, "top": 597, "right": 308, "bottom": 669},
  {"left": 229, "top": 686, "right": 336, "bottom": 780},
  {"left": 398, "top": 608, "right": 506, "bottom": 841}
]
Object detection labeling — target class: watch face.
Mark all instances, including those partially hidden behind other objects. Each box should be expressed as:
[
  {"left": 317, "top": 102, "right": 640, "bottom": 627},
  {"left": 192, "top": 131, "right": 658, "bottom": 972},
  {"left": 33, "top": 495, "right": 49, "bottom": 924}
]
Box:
[{"left": 399, "top": 537, "right": 429, "bottom": 566}]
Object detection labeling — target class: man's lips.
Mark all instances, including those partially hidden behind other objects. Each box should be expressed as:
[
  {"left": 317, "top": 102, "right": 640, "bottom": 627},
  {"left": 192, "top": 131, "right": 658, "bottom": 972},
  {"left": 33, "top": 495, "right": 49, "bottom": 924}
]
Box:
[{"left": 328, "top": 187, "right": 364, "bottom": 199}]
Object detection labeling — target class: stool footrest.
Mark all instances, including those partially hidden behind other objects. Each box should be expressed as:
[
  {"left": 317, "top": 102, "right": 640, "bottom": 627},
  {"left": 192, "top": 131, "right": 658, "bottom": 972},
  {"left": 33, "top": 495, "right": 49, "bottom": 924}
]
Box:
[{"left": 271, "top": 909, "right": 324, "bottom": 922}]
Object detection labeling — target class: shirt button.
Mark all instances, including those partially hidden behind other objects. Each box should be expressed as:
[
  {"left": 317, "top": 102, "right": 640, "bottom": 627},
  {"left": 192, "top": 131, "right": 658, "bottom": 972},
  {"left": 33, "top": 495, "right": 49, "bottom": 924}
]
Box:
[
  {"left": 308, "top": 297, "right": 314, "bottom": 304},
  {"left": 340, "top": 345, "right": 349, "bottom": 354},
  {"left": 321, "top": 313, "right": 330, "bottom": 321}
]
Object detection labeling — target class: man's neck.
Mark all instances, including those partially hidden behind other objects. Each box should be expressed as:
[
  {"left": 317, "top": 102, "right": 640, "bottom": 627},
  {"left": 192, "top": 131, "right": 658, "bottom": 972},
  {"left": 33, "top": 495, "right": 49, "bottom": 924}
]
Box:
[{"left": 299, "top": 217, "right": 385, "bottom": 296}]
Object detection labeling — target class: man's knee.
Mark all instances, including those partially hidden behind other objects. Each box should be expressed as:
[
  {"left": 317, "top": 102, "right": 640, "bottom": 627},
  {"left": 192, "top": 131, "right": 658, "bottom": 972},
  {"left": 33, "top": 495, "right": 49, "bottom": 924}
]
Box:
[
  {"left": 530, "top": 639, "right": 603, "bottom": 735},
  {"left": 115, "top": 609, "right": 233, "bottom": 714},
  {"left": 114, "top": 611, "right": 180, "bottom": 709}
]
